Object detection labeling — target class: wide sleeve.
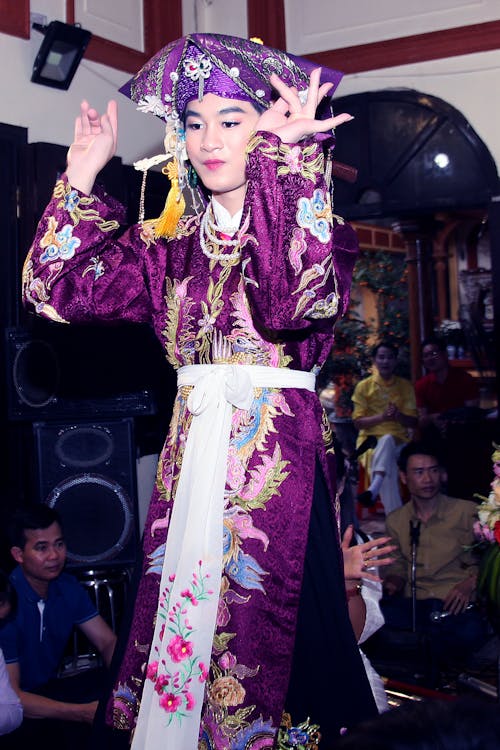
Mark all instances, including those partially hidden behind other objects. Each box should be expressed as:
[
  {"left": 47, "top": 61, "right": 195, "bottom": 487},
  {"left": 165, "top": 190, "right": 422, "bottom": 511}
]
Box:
[
  {"left": 67, "top": 576, "right": 99, "bottom": 626},
  {"left": 22, "top": 174, "right": 154, "bottom": 325},
  {"left": 359, "top": 578, "right": 385, "bottom": 644},
  {"left": 241, "top": 131, "right": 358, "bottom": 333},
  {"left": 351, "top": 379, "right": 369, "bottom": 420},
  {"left": 0, "top": 650, "right": 23, "bottom": 736}
]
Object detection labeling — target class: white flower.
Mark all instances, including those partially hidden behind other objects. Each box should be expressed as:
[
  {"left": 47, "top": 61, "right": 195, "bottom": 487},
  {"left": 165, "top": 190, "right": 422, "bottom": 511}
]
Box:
[{"left": 137, "top": 95, "right": 170, "bottom": 118}]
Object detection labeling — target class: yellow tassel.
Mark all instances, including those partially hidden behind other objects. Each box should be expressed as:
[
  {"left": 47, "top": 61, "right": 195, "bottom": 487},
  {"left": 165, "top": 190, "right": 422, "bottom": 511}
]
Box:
[{"left": 151, "top": 160, "right": 186, "bottom": 238}]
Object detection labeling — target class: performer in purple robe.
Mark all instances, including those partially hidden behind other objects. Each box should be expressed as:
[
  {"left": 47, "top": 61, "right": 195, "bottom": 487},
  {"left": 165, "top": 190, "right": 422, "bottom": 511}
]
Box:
[{"left": 22, "top": 33, "right": 394, "bottom": 749}]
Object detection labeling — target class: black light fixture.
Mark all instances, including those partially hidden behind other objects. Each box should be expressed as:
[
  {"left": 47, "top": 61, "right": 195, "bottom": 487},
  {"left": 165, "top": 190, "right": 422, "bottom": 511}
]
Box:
[{"left": 31, "top": 20, "right": 92, "bottom": 90}]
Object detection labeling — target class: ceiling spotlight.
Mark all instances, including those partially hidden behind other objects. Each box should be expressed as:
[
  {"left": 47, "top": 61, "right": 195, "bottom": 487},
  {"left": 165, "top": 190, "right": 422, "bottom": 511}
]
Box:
[
  {"left": 31, "top": 20, "right": 92, "bottom": 90},
  {"left": 433, "top": 152, "right": 450, "bottom": 169}
]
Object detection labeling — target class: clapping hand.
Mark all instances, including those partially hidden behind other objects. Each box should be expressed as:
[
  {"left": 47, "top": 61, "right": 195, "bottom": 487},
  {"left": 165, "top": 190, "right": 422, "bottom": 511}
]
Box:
[{"left": 383, "top": 402, "right": 401, "bottom": 422}]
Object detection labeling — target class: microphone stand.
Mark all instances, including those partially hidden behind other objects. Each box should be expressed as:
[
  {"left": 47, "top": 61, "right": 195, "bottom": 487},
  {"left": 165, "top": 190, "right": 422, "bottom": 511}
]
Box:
[{"left": 409, "top": 520, "right": 421, "bottom": 632}]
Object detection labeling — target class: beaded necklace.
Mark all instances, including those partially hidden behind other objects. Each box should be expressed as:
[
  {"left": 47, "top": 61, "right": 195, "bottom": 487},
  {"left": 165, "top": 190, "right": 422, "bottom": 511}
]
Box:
[{"left": 199, "top": 202, "right": 242, "bottom": 262}]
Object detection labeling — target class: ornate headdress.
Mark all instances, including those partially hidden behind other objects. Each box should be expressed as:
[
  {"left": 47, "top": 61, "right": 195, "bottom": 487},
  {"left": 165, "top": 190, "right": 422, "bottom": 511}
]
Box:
[{"left": 120, "top": 33, "right": 344, "bottom": 237}]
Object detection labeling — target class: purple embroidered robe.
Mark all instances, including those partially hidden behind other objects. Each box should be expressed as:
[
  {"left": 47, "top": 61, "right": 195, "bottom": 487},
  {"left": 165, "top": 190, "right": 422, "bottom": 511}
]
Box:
[{"left": 22, "top": 131, "right": 359, "bottom": 747}]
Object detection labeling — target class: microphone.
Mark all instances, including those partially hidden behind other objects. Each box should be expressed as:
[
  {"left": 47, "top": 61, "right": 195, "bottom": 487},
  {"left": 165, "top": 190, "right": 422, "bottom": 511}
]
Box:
[
  {"left": 409, "top": 520, "right": 421, "bottom": 546},
  {"left": 430, "top": 604, "right": 475, "bottom": 622}
]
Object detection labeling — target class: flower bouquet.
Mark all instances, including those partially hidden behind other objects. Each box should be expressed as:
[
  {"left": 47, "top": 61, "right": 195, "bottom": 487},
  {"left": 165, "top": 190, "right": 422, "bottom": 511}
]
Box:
[{"left": 474, "top": 443, "right": 500, "bottom": 617}]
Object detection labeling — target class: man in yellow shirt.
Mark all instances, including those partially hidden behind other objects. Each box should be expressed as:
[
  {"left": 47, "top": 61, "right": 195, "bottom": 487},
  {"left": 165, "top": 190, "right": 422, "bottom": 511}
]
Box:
[{"left": 352, "top": 342, "right": 417, "bottom": 514}]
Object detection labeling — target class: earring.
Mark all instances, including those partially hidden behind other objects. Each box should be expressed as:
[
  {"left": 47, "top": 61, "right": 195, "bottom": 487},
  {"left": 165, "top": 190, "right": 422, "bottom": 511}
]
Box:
[{"left": 188, "top": 164, "right": 198, "bottom": 189}]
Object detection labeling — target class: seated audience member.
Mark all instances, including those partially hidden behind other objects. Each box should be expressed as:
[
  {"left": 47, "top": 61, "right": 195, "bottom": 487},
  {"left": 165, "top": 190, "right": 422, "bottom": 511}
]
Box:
[
  {"left": 0, "top": 571, "right": 23, "bottom": 736},
  {"left": 0, "top": 506, "right": 117, "bottom": 749},
  {"left": 381, "top": 442, "right": 488, "bottom": 671},
  {"left": 333, "top": 696, "right": 500, "bottom": 750},
  {"left": 415, "top": 336, "right": 480, "bottom": 436},
  {"left": 352, "top": 342, "right": 417, "bottom": 513}
]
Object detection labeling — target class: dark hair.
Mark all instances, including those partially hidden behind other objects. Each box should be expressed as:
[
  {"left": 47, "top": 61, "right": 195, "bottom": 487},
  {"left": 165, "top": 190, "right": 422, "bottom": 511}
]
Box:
[
  {"left": 7, "top": 505, "right": 63, "bottom": 550},
  {"left": 420, "top": 336, "right": 447, "bottom": 354},
  {"left": 372, "top": 341, "right": 398, "bottom": 359},
  {"left": 0, "top": 568, "right": 17, "bottom": 617},
  {"left": 397, "top": 441, "right": 444, "bottom": 473},
  {"left": 335, "top": 697, "right": 500, "bottom": 750}
]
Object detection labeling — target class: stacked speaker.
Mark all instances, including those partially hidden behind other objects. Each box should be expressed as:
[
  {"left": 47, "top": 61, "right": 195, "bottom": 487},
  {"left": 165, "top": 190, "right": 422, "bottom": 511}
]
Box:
[
  {"left": 4, "top": 325, "right": 161, "bottom": 572},
  {"left": 33, "top": 419, "right": 138, "bottom": 569}
]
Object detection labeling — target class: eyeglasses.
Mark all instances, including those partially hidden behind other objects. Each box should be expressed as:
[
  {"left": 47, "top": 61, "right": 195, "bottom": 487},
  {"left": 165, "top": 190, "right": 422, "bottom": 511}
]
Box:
[{"left": 422, "top": 350, "right": 442, "bottom": 358}]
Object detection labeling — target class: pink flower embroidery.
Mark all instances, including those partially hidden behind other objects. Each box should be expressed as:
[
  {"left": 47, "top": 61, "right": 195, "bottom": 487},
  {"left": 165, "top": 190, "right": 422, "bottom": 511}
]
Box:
[
  {"left": 160, "top": 692, "right": 182, "bottom": 713},
  {"left": 185, "top": 691, "right": 196, "bottom": 711},
  {"left": 154, "top": 674, "right": 170, "bottom": 694},
  {"left": 198, "top": 661, "right": 209, "bottom": 682},
  {"left": 146, "top": 661, "right": 158, "bottom": 681},
  {"left": 181, "top": 589, "right": 198, "bottom": 606},
  {"left": 167, "top": 634, "right": 193, "bottom": 662},
  {"left": 218, "top": 651, "right": 237, "bottom": 671},
  {"left": 283, "top": 145, "right": 303, "bottom": 173}
]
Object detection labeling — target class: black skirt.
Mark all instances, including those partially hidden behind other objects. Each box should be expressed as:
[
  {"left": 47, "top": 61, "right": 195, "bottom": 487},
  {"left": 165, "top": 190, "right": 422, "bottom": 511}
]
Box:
[{"left": 284, "top": 462, "right": 378, "bottom": 745}]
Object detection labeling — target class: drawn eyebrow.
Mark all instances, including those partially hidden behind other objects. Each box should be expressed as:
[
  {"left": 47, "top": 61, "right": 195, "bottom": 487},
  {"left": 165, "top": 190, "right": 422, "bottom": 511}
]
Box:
[{"left": 185, "top": 105, "right": 248, "bottom": 118}]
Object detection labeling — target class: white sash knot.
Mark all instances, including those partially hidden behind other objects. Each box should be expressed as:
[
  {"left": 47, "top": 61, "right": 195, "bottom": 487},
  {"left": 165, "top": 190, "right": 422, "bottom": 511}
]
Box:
[{"left": 131, "top": 364, "right": 315, "bottom": 750}]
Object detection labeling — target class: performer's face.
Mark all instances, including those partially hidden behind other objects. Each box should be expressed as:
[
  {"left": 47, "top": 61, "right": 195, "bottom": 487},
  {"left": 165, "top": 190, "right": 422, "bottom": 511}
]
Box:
[{"left": 185, "top": 93, "right": 260, "bottom": 215}]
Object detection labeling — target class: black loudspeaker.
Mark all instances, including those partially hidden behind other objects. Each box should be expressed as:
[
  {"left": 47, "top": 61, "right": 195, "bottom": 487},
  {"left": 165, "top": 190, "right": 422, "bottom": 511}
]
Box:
[
  {"left": 5, "top": 326, "right": 157, "bottom": 421},
  {"left": 33, "top": 418, "right": 139, "bottom": 570}
]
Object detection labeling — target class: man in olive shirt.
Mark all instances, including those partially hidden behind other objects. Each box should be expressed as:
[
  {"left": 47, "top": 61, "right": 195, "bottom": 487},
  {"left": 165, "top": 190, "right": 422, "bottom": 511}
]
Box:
[{"left": 381, "top": 441, "right": 488, "bottom": 668}]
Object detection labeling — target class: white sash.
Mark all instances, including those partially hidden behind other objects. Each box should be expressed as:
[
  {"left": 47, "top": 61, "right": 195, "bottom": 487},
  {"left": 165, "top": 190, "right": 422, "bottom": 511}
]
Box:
[{"left": 131, "top": 364, "right": 315, "bottom": 750}]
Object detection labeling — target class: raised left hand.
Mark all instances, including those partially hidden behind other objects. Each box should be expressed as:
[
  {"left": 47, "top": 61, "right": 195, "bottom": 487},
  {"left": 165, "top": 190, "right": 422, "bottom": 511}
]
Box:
[
  {"left": 255, "top": 68, "right": 353, "bottom": 144},
  {"left": 342, "top": 525, "right": 396, "bottom": 583}
]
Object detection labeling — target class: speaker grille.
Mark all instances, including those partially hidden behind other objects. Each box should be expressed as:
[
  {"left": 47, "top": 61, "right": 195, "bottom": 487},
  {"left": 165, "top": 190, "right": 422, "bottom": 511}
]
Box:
[
  {"left": 54, "top": 425, "right": 114, "bottom": 468},
  {"left": 46, "top": 474, "right": 134, "bottom": 565},
  {"left": 34, "top": 419, "right": 138, "bottom": 569},
  {"left": 12, "top": 335, "right": 60, "bottom": 408}
]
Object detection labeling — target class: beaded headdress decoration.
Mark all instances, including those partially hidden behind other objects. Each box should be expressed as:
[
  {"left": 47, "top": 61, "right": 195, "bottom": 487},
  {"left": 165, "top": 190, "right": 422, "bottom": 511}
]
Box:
[{"left": 120, "top": 33, "right": 344, "bottom": 238}]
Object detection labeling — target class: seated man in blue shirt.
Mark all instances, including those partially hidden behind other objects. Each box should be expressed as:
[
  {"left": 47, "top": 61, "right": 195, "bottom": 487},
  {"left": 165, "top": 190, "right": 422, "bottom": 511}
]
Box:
[{"left": 0, "top": 505, "right": 117, "bottom": 747}]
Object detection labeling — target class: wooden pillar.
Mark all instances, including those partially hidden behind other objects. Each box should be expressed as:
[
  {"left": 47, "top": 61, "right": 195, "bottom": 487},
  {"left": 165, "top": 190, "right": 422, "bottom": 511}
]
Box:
[
  {"left": 433, "top": 236, "right": 449, "bottom": 323},
  {"left": 247, "top": 0, "right": 286, "bottom": 49},
  {"left": 392, "top": 221, "right": 433, "bottom": 382},
  {"left": 432, "top": 218, "right": 461, "bottom": 324}
]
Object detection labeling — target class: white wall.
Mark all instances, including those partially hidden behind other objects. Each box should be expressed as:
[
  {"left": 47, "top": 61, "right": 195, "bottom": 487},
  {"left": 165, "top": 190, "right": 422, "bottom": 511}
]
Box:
[
  {"left": 338, "top": 50, "right": 500, "bottom": 172},
  {"left": 1, "top": 0, "right": 498, "bottom": 173},
  {"left": 1, "top": 0, "right": 166, "bottom": 163}
]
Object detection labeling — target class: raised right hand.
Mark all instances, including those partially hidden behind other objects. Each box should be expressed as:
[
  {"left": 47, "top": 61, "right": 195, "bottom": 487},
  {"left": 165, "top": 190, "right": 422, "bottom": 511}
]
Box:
[
  {"left": 257, "top": 68, "right": 353, "bottom": 144},
  {"left": 66, "top": 99, "right": 118, "bottom": 194}
]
